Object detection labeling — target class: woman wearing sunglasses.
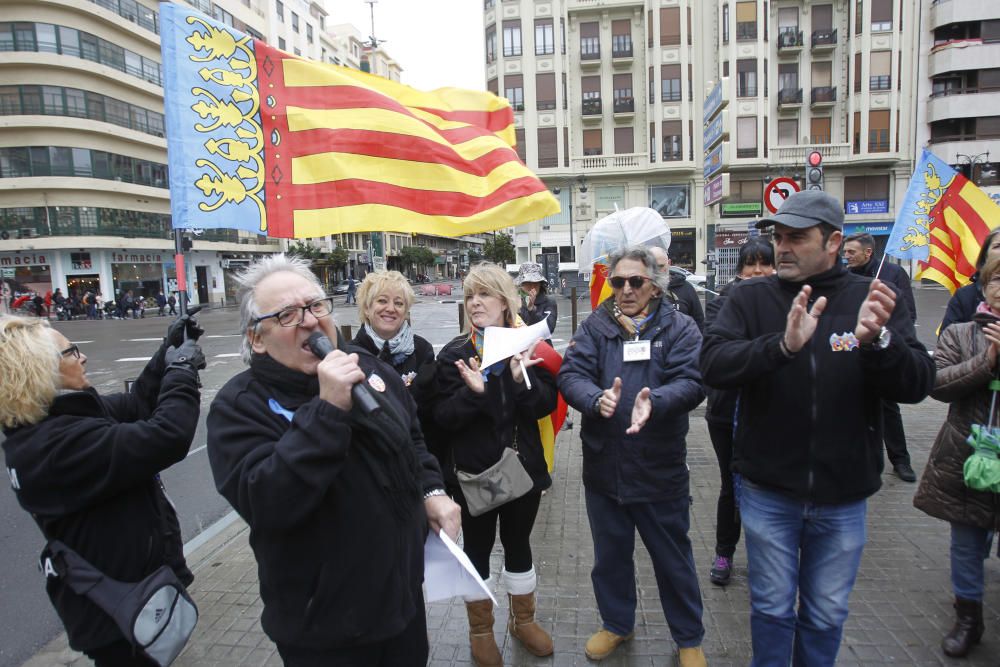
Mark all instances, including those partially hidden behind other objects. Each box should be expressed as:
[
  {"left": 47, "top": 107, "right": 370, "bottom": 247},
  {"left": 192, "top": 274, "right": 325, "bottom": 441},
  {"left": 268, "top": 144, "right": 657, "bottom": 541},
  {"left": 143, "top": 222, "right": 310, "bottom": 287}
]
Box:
[
  {"left": 558, "top": 245, "right": 708, "bottom": 666},
  {"left": 0, "top": 314, "right": 204, "bottom": 666}
]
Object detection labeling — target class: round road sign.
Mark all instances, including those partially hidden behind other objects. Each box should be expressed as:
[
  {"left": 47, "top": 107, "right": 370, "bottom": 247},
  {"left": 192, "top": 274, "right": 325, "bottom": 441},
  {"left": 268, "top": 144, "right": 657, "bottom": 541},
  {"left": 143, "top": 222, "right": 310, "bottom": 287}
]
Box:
[{"left": 764, "top": 177, "right": 801, "bottom": 214}]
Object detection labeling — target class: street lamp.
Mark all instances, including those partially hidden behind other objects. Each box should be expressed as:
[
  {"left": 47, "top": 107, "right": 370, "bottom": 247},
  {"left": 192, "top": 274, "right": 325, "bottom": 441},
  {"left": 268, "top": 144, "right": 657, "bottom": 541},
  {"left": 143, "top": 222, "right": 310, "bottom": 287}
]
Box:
[
  {"left": 956, "top": 152, "right": 991, "bottom": 185},
  {"left": 551, "top": 176, "right": 588, "bottom": 263}
]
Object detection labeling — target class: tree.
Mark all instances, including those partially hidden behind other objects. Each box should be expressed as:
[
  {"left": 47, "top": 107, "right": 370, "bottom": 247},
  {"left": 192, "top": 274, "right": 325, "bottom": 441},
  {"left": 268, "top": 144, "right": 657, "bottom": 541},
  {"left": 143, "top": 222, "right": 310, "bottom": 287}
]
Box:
[
  {"left": 328, "top": 246, "right": 349, "bottom": 278},
  {"left": 483, "top": 232, "right": 515, "bottom": 266},
  {"left": 399, "top": 245, "right": 436, "bottom": 278},
  {"left": 287, "top": 240, "right": 324, "bottom": 260}
]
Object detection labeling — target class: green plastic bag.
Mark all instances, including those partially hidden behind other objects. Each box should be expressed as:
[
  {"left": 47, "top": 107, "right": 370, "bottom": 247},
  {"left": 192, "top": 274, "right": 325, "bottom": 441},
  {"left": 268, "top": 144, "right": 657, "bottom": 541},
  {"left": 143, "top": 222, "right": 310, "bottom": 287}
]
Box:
[{"left": 963, "top": 424, "right": 1000, "bottom": 494}]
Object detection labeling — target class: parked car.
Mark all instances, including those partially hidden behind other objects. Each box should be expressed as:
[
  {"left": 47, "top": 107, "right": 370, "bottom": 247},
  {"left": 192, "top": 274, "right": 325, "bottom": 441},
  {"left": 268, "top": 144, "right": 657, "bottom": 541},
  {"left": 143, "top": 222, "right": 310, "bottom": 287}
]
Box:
[
  {"left": 669, "top": 266, "right": 706, "bottom": 287},
  {"left": 331, "top": 280, "right": 351, "bottom": 295}
]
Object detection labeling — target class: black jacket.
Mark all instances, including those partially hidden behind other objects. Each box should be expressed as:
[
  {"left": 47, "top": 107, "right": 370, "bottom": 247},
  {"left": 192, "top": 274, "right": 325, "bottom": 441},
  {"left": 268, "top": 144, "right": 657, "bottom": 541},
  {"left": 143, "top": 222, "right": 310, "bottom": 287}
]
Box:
[
  {"left": 519, "top": 292, "right": 558, "bottom": 334},
  {"left": 2, "top": 355, "right": 199, "bottom": 652},
  {"left": 850, "top": 256, "right": 916, "bottom": 323},
  {"left": 666, "top": 272, "right": 705, "bottom": 332},
  {"left": 352, "top": 327, "right": 435, "bottom": 389},
  {"left": 940, "top": 278, "right": 982, "bottom": 334},
  {"left": 704, "top": 279, "right": 740, "bottom": 426},
  {"left": 206, "top": 349, "right": 444, "bottom": 650},
  {"left": 432, "top": 336, "right": 557, "bottom": 491},
  {"left": 700, "top": 266, "right": 935, "bottom": 504}
]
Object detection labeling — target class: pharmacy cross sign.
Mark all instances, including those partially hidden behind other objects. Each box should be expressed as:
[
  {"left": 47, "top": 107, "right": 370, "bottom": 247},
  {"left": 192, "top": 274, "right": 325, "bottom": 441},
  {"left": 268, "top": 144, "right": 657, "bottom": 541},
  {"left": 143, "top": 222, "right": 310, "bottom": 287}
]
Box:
[{"left": 764, "top": 177, "right": 801, "bottom": 214}]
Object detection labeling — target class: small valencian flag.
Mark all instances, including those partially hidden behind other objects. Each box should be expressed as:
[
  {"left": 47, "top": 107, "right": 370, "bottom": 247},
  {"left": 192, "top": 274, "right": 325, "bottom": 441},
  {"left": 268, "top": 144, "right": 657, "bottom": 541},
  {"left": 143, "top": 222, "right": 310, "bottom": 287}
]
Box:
[
  {"left": 888, "top": 149, "right": 1000, "bottom": 293},
  {"left": 159, "top": 2, "right": 559, "bottom": 238}
]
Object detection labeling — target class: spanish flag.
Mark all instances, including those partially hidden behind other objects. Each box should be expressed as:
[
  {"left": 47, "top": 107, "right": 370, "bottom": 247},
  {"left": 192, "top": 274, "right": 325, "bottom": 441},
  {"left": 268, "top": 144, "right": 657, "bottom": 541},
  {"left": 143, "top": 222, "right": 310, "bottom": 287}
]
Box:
[
  {"left": 589, "top": 262, "right": 613, "bottom": 309},
  {"left": 888, "top": 149, "right": 1000, "bottom": 293},
  {"left": 533, "top": 341, "right": 567, "bottom": 473},
  {"left": 160, "top": 3, "right": 559, "bottom": 238}
]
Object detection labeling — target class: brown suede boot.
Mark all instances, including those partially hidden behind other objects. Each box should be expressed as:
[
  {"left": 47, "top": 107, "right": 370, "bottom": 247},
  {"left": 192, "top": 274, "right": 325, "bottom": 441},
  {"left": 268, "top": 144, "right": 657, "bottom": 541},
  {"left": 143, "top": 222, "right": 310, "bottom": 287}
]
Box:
[
  {"left": 679, "top": 646, "right": 708, "bottom": 667},
  {"left": 465, "top": 599, "right": 503, "bottom": 666},
  {"left": 507, "top": 592, "right": 554, "bottom": 656}
]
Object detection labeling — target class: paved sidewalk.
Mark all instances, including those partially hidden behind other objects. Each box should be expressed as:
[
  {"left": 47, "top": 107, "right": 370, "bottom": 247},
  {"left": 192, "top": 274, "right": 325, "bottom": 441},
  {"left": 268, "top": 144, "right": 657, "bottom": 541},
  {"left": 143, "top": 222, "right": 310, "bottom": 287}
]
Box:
[{"left": 24, "top": 399, "right": 999, "bottom": 666}]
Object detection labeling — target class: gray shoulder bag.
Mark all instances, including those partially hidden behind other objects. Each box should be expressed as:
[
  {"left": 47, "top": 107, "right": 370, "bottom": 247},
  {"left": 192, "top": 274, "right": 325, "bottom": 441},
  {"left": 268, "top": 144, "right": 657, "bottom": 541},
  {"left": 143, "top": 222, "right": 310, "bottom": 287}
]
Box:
[{"left": 457, "top": 425, "right": 534, "bottom": 517}]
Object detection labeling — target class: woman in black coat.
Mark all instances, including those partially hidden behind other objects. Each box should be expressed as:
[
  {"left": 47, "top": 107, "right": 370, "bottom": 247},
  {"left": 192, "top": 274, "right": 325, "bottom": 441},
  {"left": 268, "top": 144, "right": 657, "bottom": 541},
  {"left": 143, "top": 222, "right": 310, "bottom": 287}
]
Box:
[
  {"left": 515, "top": 261, "right": 558, "bottom": 333},
  {"left": 433, "top": 262, "right": 557, "bottom": 665},
  {"left": 0, "top": 314, "right": 204, "bottom": 666}
]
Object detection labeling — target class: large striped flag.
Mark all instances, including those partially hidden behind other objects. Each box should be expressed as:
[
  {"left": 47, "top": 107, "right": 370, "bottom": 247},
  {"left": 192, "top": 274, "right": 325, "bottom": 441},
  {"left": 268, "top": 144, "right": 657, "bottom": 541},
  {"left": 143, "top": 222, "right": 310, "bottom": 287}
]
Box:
[
  {"left": 159, "top": 3, "right": 559, "bottom": 238},
  {"left": 533, "top": 341, "right": 567, "bottom": 473},
  {"left": 589, "top": 262, "right": 613, "bottom": 310},
  {"left": 887, "top": 149, "right": 1000, "bottom": 292}
]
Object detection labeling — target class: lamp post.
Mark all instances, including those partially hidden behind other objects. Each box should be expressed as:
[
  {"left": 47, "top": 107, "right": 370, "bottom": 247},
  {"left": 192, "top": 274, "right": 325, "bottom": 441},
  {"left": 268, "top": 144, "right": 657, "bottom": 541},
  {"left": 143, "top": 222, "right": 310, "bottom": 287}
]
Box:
[
  {"left": 551, "top": 176, "right": 588, "bottom": 264},
  {"left": 956, "top": 152, "right": 991, "bottom": 185}
]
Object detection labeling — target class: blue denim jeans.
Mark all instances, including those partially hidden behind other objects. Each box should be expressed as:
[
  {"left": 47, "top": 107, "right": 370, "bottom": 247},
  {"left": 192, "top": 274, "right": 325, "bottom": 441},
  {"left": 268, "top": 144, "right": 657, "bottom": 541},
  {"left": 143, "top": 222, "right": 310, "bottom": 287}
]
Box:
[
  {"left": 950, "top": 522, "right": 996, "bottom": 601},
  {"left": 739, "top": 482, "right": 867, "bottom": 667}
]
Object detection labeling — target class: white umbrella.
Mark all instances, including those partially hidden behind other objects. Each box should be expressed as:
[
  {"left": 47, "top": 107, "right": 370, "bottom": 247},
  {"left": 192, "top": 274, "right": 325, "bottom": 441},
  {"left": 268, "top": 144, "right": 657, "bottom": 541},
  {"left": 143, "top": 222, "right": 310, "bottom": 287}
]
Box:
[{"left": 579, "top": 207, "right": 672, "bottom": 273}]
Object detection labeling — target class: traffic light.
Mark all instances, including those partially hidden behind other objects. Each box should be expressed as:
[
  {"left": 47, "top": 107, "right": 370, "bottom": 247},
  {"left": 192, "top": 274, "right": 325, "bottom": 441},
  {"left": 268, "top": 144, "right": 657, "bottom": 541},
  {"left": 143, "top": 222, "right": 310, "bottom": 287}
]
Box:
[
  {"left": 181, "top": 235, "right": 193, "bottom": 252},
  {"left": 805, "top": 150, "right": 824, "bottom": 191}
]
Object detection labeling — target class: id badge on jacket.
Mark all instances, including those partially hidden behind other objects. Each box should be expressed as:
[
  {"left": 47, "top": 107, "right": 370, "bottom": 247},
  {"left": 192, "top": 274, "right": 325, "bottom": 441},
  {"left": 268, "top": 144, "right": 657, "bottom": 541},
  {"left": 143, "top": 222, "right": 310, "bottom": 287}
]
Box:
[{"left": 623, "top": 340, "right": 651, "bottom": 362}]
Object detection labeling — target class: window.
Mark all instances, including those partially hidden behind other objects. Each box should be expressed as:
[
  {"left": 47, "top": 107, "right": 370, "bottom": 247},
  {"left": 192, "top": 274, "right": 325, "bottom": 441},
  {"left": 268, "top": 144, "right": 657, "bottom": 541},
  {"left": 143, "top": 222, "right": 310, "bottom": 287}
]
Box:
[
  {"left": 870, "top": 51, "right": 891, "bottom": 90},
  {"left": 845, "top": 175, "right": 889, "bottom": 204},
  {"left": 855, "top": 0, "right": 863, "bottom": 34},
  {"left": 660, "top": 8, "right": 680, "bottom": 46},
  {"left": 737, "top": 58, "right": 757, "bottom": 97},
  {"left": 537, "top": 128, "right": 557, "bottom": 167},
  {"left": 485, "top": 26, "right": 496, "bottom": 63},
  {"left": 503, "top": 74, "right": 523, "bottom": 111},
  {"left": 278, "top": 36, "right": 285, "bottom": 50},
  {"left": 777, "top": 119, "right": 798, "bottom": 145},
  {"left": 737, "top": 116, "right": 757, "bottom": 158},
  {"left": 614, "top": 127, "right": 633, "bottom": 154},
  {"left": 487, "top": 78, "right": 498, "bottom": 95},
  {"left": 871, "top": 0, "right": 892, "bottom": 32},
  {"left": 985, "top": 20, "right": 1000, "bottom": 43},
  {"left": 613, "top": 73, "right": 633, "bottom": 113},
  {"left": 662, "top": 120, "right": 682, "bottom": 161},
  {"left": 307, "top": 24, "right": 313, "bottom": 44},
  {"left": 736, "top": 1, "right": 757, "bottom": 40},
  {"left": 813, "top": 4, "right": 833, "bottom": 32},
  {"left": 583, "top": 129, "right": 602, "bottom": 156},
  {"left": 868, "top": 110, "right": 890, "bottom": 152},
  {"left": 212, "top": 6, "right": 234, "bottom": 27},
  {"left": 535, "top": 18, "right": 554, "bottom": 55},
  {"left": 562, "top": 72, "right": 567, "bottom": 109},
  {"left": 536, "top": 73, "right": 556, "bottom": 110},
  {"left": 582, "top": 75, "right": 601, "bottom": 115},
  {"left": 561, "top": 17, "right": 566, "bottom": 54},
  {"left": 661, "top": 64, "right": 681, "bottom": 102},
  {"left": 778, "top": 63, "right": 798, "bottom": 94},
  {"left": 293, "top": 47, "right": 301, "bottom": 56},
  {"left": 502, "top": 20, "right": 522, "bottom": 57},
  {"left": 612, "top": 19, "right": 631, "bottom": 57},
  {"left": 778, "top": 7, "right": 798, "bottom": 34},
  {"left": 812, "top": 61, "right": 834, "bottom": 102},
  {"left": 276, "top": 0, "right": 284, "bottom": 23},
  {"left": 649, "top": 122, "right": 656, "bottom": 162},
  {"left": 291, "top": 12, "right": 299, "bottom": 33},
  {"left": 581, "top": 22, "right": 599, "bottom": 60},
  {"left": 722, "top": 3, "right": 730, "bottom": 43},
  {"left": 811, "top": 117, "right": 832, "bottom": 144},
  {"left": 731, "top": 179, "right": 763, "bottom": 202},
  {"left": 514, "top": 127, "right": 525, "bottom": 162},
  {"left": 35, "top": 23, "right": 57, "bottom": 53}
]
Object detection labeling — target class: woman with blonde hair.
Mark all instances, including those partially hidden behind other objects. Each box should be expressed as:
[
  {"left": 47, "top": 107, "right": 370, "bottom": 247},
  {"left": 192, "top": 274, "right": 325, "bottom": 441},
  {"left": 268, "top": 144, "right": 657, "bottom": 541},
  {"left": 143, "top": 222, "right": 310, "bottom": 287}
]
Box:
[
  {"left": 432, "top": 262, "right": 558, "bottom": 665},
  {"left": 0, "top": 314, "right": 204, "bottom": 666}
]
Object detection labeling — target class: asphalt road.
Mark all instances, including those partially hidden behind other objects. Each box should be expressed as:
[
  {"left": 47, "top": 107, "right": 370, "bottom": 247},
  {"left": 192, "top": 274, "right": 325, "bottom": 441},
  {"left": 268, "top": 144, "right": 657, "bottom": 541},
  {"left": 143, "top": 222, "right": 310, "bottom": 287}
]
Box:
[{"left": 0, "top": 282, "right": 949, "bottom": 666}]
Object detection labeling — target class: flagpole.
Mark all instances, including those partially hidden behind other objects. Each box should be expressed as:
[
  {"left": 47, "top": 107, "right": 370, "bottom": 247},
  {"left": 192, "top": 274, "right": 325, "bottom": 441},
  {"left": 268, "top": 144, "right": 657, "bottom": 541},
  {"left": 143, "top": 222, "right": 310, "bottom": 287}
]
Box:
[
  {"left": 874, "top": 251, "right": 888, "bottom": 282},
  {"left": 173, "top": 228, "right": 188, "bottom": 317}
]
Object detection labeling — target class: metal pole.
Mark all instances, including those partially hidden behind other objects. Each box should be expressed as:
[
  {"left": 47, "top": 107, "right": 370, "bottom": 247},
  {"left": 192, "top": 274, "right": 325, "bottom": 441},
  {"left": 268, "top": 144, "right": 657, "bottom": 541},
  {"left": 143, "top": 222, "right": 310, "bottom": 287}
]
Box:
[
  {"left": 457, "top": 302, "right": 465, "bottom": 332},
  {"left": 173, "top": 228, "right": 188, "bottom": 317},
  {"left": 571, "top": 286, "right": 578, "bottom": 334}
]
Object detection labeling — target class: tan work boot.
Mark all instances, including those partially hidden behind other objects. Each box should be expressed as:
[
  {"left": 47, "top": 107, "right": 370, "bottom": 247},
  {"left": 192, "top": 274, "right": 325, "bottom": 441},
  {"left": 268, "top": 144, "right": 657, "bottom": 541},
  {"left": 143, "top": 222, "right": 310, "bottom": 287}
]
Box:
[
  {"left": 584, "top": 628, "right": 634, "bottom": 660},
  {"left": 679, "top": 645, "right": 708, "bottom": 667},
  {"left": 465, "top": 599, "right": 503, "bottom": 666},
  {"left": 507, "top": 592, "right": 554, "bottom": 656}
]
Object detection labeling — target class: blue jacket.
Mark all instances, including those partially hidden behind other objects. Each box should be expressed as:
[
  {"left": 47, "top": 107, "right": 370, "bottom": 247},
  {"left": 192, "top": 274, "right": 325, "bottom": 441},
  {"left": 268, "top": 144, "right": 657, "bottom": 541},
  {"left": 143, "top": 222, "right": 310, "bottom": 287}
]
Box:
[{"left": 558, "top": 300, "right": 704, "bottom": 503}]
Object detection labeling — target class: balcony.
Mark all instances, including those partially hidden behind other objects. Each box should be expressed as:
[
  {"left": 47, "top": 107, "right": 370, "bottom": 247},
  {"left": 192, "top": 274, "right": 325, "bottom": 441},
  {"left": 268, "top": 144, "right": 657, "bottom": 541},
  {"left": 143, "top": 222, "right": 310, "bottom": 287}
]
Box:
[
  {"left": 810, "top": 86, "right": 837, "bottom": 108},
  {"left": 736, "top": 22, "right": 757, "bottom": 41},
  {"left": 768, "top": 143, "right": 852, "bottom": 165},
  {"left": 582, "top": 98, "right": 602, "bottom": 116},
  {"left": 929, "top": 0, "right": 1000, "bottom": 31},
  {"left": 613, "top": 97, "right": 634, "bottom": 118},
  {"left": 580, "top": 38, "right": 600, "bottom": 68},
  {"left": 869, "top": 75, "right": 892, "bottom": 91},
  {"left": 777, "top": 87, "right": 802, "bottom": 108},
  {"left": 811, "top": 29, "right": 838, "bottom": 51},
  {"left": 777, "top": 29, "right": 803, "bottom": 54},
  {"left": 570, "top": 152, "right": 653, "bottom": 174},
  {"left": 928, "top": 88, "right": 1000, "bottom": 123},
  {"left": 929, "top": 41, "right": 1000, "bottom": 78},
  {"left": 611, "top": 36, "right": 633, "bottom": 66}
]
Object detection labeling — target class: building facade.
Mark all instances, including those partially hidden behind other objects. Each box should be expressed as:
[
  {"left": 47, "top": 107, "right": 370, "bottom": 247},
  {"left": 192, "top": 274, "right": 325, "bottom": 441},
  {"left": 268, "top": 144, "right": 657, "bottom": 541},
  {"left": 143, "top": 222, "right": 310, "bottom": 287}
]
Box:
[{"left": 487, "top": 0, "right": 922, "bottom": 285}]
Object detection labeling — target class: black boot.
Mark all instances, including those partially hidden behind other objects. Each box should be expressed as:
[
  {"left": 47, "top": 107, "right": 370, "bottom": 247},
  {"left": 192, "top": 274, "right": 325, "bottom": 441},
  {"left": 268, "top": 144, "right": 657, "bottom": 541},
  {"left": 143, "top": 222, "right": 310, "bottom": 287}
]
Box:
[{"left": 942, "top": 597, "right": 984, "bottom": 658}]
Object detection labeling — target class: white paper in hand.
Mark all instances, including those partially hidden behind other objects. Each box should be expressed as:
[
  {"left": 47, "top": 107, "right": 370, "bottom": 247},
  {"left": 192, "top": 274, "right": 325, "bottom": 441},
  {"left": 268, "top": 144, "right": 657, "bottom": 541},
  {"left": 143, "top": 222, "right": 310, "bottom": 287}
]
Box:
[
  {"left": 424, "top": 531, "right": 497, "bottom": 604},
  {"left": 479, "top": 318, "right": 552, "bottom": 369}
]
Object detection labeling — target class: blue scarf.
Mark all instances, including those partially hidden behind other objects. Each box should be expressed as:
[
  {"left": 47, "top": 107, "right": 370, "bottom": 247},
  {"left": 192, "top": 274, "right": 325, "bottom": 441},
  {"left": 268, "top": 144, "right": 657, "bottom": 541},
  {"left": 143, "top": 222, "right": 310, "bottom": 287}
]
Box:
[{"left": 363, "top": 321, "right": 415, "bottom": 366}]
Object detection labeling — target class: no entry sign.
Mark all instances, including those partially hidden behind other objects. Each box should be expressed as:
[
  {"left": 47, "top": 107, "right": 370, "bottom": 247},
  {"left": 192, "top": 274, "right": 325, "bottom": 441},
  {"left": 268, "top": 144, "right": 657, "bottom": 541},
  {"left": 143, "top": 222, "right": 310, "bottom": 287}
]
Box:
[{"left": 764, "top": 177, "right": 800, "bottom": 214}]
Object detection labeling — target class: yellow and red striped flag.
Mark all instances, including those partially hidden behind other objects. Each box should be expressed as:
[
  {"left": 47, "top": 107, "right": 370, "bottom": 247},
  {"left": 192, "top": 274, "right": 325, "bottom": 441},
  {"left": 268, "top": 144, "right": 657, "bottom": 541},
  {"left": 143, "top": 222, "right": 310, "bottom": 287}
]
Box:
[
  {"left": 533, "top": 341, "right": 567, "bottom": 473},
  {"left": 160, "top": 3, "right": 559, "bottom": 238},
  {"left": 589, "top": 262, "right": 613, "bottom": 310}
]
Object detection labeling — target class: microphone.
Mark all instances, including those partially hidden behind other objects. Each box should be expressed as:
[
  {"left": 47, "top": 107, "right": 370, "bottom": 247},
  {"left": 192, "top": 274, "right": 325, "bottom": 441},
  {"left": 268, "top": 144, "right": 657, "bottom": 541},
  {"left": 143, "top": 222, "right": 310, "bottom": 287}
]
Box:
[{"left": 306, "top": 331, "right": 381, "bottom": 416}]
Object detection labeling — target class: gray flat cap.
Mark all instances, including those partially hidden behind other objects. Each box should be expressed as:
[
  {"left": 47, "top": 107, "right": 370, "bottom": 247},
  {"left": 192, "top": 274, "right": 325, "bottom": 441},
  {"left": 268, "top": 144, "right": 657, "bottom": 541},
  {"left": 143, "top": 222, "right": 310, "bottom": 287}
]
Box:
[{"left": 755, "top": 190, "right": 844, "bottom": 230}]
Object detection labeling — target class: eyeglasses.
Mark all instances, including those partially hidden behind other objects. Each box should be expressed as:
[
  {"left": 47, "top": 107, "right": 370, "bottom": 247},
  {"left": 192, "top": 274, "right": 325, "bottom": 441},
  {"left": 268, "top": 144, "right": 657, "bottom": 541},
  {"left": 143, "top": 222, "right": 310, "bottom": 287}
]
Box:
[
  {"left": 60, "top": 344, "right": 81, "bottom": 359},
  {"left": 608, "top": 275, "right": 652, "bottom": 290},
  {"left": 254, "top": 296, "right": 335, "bottom": 327}
]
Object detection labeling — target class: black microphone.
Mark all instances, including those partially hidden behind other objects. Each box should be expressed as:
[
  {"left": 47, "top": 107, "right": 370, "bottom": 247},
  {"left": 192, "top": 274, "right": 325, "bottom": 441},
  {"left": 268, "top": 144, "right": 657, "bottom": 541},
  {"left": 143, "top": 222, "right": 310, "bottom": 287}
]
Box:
[{"left": 306, "top": 332, "right": 381, "bottom": 416}]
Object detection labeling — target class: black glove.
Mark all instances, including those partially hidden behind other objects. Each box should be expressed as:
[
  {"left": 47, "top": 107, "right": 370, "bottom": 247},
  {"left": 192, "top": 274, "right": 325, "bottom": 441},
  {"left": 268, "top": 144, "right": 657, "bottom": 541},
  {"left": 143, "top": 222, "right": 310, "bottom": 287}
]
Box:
[
  {"left": 164, "top": 339, "right": 206, "bottom": 373},
  {"left": 165, "top": 306, "right": 204, "bottom": 348}
]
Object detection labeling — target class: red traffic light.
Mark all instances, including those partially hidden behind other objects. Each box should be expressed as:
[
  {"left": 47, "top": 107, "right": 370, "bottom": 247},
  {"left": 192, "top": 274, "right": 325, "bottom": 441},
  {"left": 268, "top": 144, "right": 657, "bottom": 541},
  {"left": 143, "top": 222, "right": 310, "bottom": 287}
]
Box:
[{"left": 807, "top": 151, "right": 823, "bottom": 167}]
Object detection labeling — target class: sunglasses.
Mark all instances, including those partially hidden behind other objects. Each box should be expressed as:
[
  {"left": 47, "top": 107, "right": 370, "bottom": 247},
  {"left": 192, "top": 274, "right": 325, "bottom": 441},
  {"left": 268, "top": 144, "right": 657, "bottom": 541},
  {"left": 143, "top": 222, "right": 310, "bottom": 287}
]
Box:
[
  {"left": 608, "top": 275, "right": 652, "bottom": 290},
  {"left": 60, "top": 344, "right": 81, "bottom": 359}
]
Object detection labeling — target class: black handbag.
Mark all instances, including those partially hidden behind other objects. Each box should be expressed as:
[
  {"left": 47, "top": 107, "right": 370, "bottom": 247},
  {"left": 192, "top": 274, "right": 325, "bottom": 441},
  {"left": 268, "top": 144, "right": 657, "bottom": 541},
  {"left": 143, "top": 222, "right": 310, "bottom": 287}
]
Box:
[{"left": 41, "top": 540, "right": 198, "bottom": 667}]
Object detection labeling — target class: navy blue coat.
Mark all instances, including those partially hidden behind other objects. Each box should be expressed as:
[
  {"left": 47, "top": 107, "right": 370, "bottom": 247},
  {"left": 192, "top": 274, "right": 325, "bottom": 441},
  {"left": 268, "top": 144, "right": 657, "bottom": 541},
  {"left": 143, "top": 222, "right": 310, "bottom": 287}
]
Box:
[{"left": 558, "top": 300, "right": 704, "bottom": 503}]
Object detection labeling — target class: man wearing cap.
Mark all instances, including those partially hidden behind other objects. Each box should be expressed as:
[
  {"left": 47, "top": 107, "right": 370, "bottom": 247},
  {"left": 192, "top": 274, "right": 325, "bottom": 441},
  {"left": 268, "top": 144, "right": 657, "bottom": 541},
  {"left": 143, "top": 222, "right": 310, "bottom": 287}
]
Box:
[
  {"left": 516, "top": 262, "right": 558, "bottom": 333},
  {"left": 700, "top": 190, "right": 934, "bottom": 666}
]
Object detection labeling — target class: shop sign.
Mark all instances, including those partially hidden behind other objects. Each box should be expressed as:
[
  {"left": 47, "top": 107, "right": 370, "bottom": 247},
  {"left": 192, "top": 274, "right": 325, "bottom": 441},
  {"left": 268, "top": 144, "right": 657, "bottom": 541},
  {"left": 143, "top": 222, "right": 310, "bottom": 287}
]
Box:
[
  {"left": 721, "top": 202, "right": 763, "bottom": 217},
  {"left": 843, "top": 222, "right": 893, "bottom": 236},
  {"left": 671, "top": 228, "right": 695, "bottom": 240},
  {"left": 844, "top": 200, "right": 889, "bottom": 215},
  {"left": 110, "top": 252, "right": 164, "bottom": 263},
  {"left": 0, "top": 253, "right": 48, "bottom": 266}
]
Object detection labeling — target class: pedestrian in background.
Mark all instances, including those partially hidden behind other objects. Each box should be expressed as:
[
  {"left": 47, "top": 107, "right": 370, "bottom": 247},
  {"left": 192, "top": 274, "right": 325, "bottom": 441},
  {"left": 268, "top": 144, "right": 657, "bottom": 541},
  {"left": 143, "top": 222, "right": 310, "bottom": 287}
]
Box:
[
  {"left": 156, "top": 291, "right": 167, "bottom": 317},
  {"left": 940, "top": 228, "right": 1000, "bottom": 334},
  {"left": 649, "top": 246, "right": 705, "bottom": 332},
  {"left": 559, "top": 245, "right": 707, "bottom": 666},
  {"left": 843, "top": 231, "right": 918, "bottom": 482},
  {"left": 433, "top": 262, "right": 557, "bottom": 665},
  {"left": 701, "top": 190, "right": 934, "bottom": 666},
  {"left": 515, "top": 262, "right": 558, "bottom": 334},
  {"left": 0, "top": 280, "right": 10, "bottom": 315},
  {"left": 0, "top": 313, "right": 204, "bottom": 667},
  {"left": 168, "top": 293, "right": 177, "bottom": 316},
  {"left": 914, "top": 254, "right": 1000, "bottom": 659},
  {"left": 345, "top": 273, "right": 357, "bottom": 305},
  {"left": 703, "top": 237, "right": 774, "bottom": 587}
]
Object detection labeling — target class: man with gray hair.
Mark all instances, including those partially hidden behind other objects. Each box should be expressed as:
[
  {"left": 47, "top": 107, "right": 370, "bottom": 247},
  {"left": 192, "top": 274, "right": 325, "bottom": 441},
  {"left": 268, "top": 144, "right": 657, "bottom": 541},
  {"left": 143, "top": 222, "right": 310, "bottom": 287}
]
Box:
[
  {"left": 559, "top": 245, "right": 707, "bottom": 666},
  {"left": 206, "top": 254, "right": 459, "bottom": 666}
]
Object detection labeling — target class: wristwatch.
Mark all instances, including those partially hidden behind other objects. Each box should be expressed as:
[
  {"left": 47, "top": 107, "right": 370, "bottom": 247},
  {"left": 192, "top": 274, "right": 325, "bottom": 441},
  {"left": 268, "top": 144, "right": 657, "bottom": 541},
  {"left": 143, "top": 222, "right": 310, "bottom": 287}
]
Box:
[
  {"left": 861, "top": 326, "right": 891, "bottom": 351},
  {"left": 423, "top": 488, "right": 448, "bottom": 500}
]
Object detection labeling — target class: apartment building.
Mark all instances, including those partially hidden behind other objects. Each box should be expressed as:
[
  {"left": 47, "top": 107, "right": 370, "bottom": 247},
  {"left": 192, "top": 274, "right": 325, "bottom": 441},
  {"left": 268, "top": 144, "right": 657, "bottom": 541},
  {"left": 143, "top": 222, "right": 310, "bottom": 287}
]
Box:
[
  {"left": 917, "top": 1, "right": 1000, "bottom": 206},
  {"left": 488, "top": 0, "right": 920, "bottom": 282}
]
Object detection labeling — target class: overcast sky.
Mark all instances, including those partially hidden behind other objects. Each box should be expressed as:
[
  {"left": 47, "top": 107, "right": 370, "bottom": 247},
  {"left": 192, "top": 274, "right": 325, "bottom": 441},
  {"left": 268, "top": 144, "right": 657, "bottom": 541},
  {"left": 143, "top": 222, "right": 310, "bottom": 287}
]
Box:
[{"left": 333, "top": 0, "right": 486, "bottom": 92}]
